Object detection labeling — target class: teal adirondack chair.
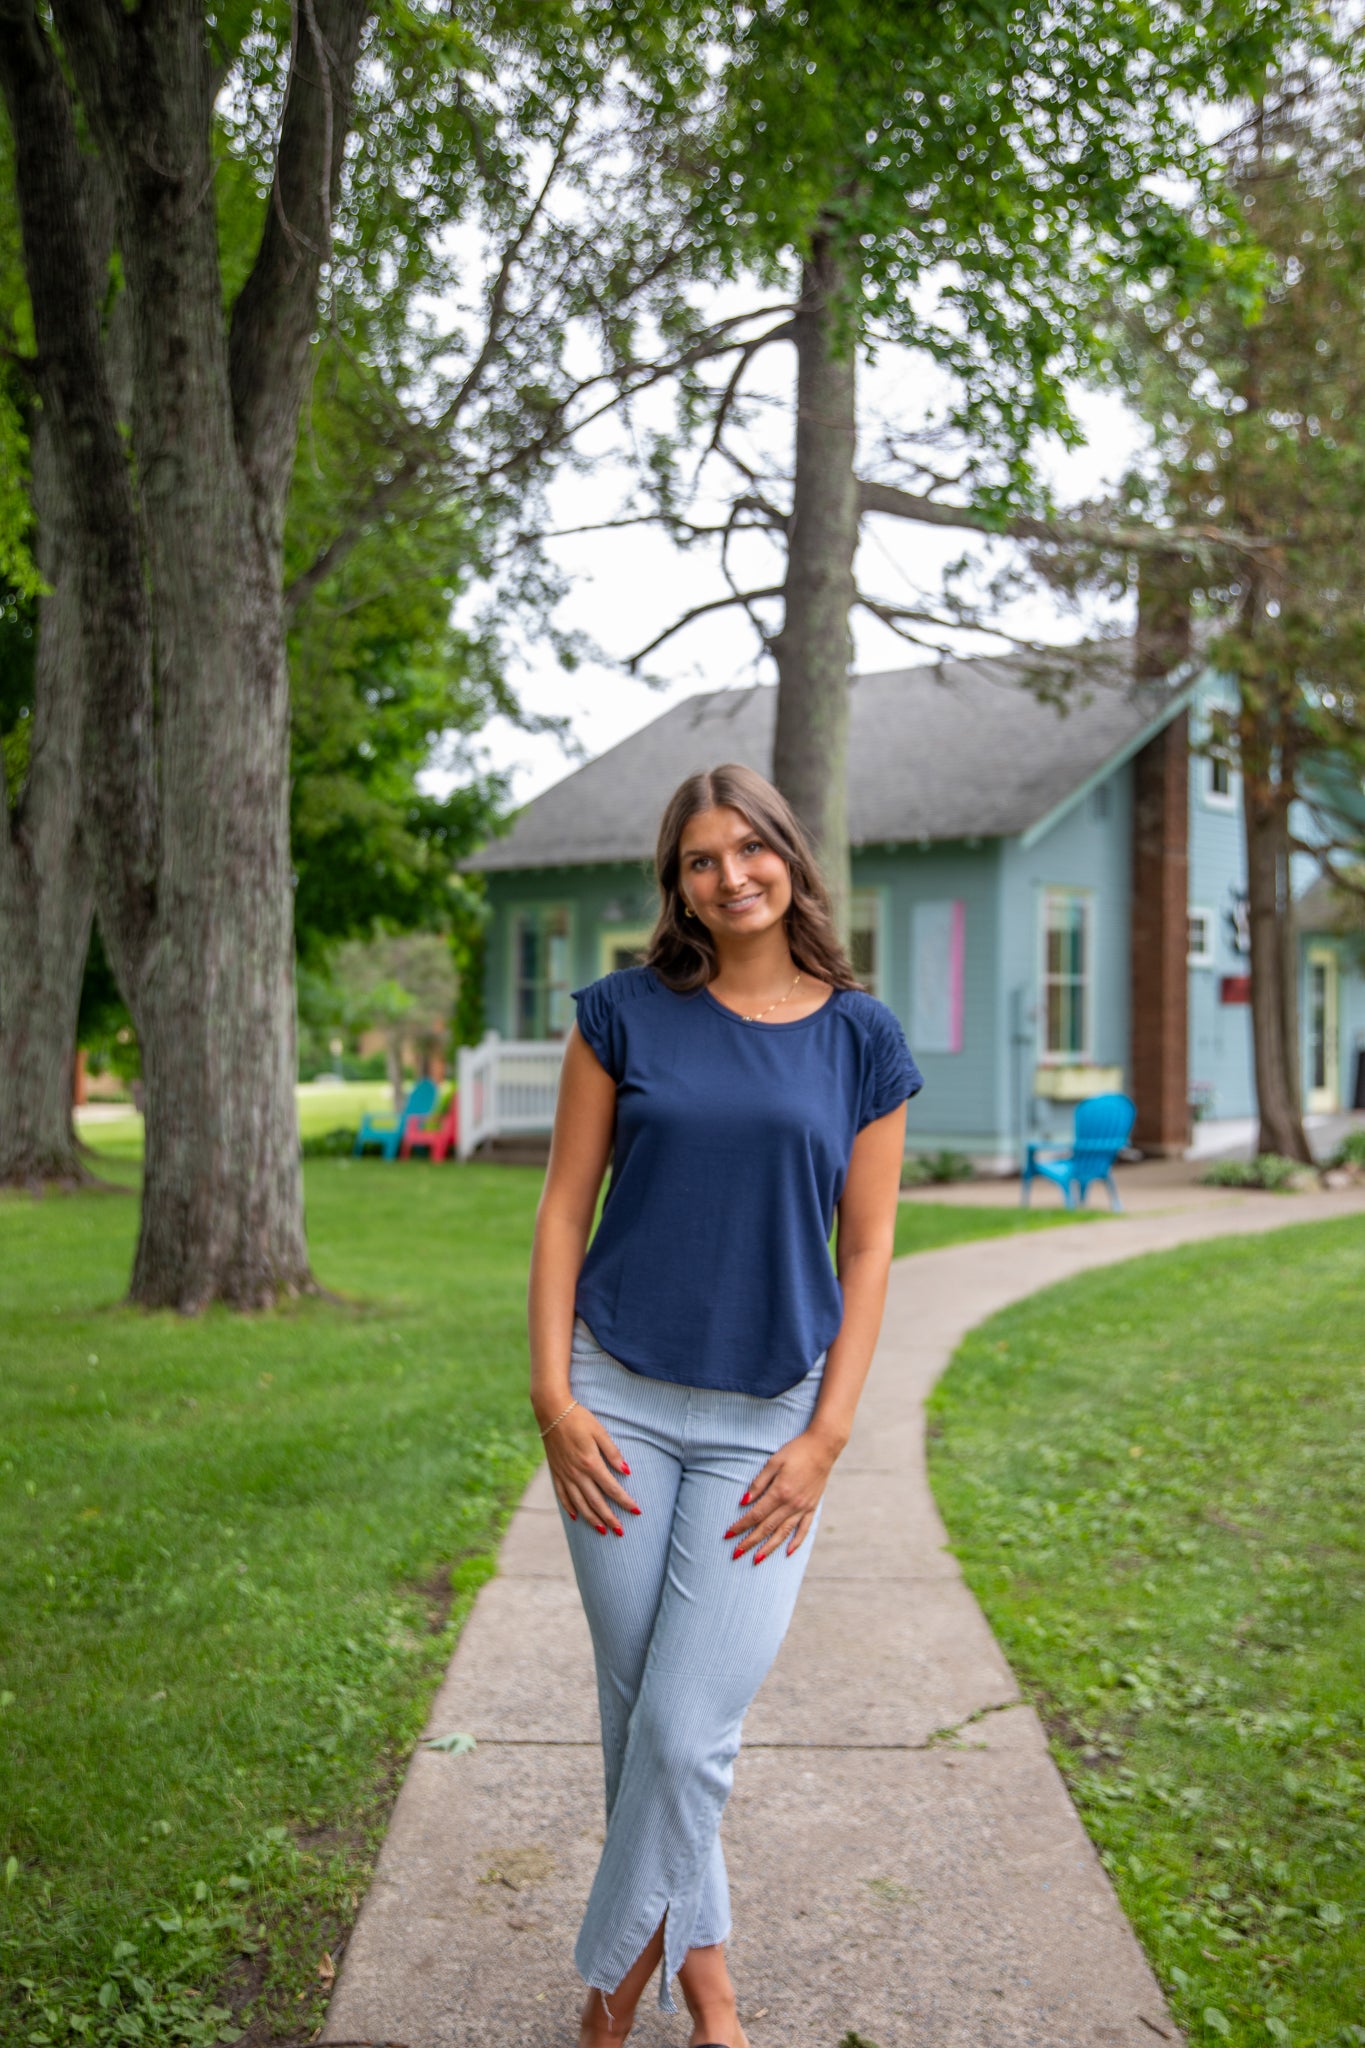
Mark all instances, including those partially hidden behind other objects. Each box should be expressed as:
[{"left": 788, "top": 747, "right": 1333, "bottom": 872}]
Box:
[
  {"left": 353, "top": 1078, "right": 439, "bottom": 1161},
  {"left": 1021, "top": 1092, "right": 1136, "bottom": 1212}
]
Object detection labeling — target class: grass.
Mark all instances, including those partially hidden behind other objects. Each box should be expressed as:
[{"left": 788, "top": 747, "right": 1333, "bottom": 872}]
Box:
[
  {"left": 0, "top": 1124, "right": 1074, "bottom": 2047},
  {"left": 926, "top": 1219, "right": 1365, "bottom": 2048},
  {"left": 0, "top": 1152, "right": 548, "bottom": 2047},
  {"left": 892, "top": 1195, "right": 1099, "bottom": 1256}
]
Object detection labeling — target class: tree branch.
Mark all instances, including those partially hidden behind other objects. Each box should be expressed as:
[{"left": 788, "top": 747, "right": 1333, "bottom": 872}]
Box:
[
  {"left": 229, "top": 0, "right": 374, "bottom": 516},
  {"left": 857, "top": 478, "right": 1286, "bottom": 558},
  {"left": 625, "top": 587, "right": 784, "bottom": 670}
]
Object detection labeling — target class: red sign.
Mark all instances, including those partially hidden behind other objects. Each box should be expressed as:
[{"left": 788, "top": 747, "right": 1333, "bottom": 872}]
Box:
[{"left": 1219, "top": 975, "right": 1252, "bottom": 1006}]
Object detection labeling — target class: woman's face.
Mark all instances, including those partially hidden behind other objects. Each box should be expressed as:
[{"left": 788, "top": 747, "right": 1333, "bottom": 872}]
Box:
[{"left": 677, "top": 805, "right": 792, "bottom": 938}]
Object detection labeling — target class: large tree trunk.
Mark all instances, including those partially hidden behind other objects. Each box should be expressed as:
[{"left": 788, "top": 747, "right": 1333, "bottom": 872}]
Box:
[
  {"left": 0, "top": 428, "right": 94, "bottom": 1186},
  {"left": 771, "top": 232, "right": 859, "bottom": 944},
  {"left": 1244, "top": 774, "right": 1312, "bottom": 1161},
  {"left": 130, "top": 523, "right": 308, "bottom": 1308},
  {"left": 1, "top": 0, "right": 369, "bottom": 1306}
]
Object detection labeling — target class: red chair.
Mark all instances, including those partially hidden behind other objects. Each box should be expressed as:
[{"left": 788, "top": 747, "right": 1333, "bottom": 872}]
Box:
[{"left": 401, "top": 1091, "right": 459, "bottom": 1161}]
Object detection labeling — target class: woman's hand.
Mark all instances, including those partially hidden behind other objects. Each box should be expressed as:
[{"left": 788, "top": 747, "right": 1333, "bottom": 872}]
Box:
[
  {"left": 542, "top": 1402, "right": 641, "bottom": 1536},
  {"left": 724, "top": 1427, "right": 839, "bottom": 1564}
]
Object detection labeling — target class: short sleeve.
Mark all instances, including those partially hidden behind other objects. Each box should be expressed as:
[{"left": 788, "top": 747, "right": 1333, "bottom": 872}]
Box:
[
  {"left": 857, "top": 1004, "right": 925, "bottom": 1131},
  {"left": 570, "top": 977, "right": 622, "bottom": 1082}
]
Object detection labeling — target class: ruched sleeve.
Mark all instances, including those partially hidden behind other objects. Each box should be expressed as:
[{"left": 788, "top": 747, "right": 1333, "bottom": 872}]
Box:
[
  {"left": 857, "top": 1002, "right": 925, "bottom": 1131},
  {"left": 570, "top": 976, "right": 623, "bottom": 1082}
]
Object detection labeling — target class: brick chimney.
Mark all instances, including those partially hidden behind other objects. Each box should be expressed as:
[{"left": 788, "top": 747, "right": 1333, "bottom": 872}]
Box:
[{"left": 1130, "top": 556, "right": 1192, "bottom": 1155}]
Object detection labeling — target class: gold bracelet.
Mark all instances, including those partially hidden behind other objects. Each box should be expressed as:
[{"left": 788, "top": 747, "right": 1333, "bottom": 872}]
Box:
[{"left": 538, "top": 1397, "right": 579, "bottom": 1439}]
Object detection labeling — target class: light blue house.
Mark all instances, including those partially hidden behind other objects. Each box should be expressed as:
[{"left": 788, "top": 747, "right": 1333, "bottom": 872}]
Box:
[{"left": 457, "top": 647, "right": 1364, "bottom": 1163}]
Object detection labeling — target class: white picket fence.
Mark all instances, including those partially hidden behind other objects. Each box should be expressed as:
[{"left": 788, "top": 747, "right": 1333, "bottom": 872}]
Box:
[{"left": 456, "top": 1030, "right": 566, "bottom": 1160}]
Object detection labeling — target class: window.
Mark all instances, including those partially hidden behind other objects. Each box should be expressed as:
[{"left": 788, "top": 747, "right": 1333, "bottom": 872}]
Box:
[
  {"left": 511, "top": 904, "right": 572, "bottom": 1040},
  {"left": 1187, "top": 908, "right": 1214, "bottom": 966},
  {"left": 850, "top": 888, "right": 882, "bottom": 996},
  {"left": 1040, "top": 888, "right": 1092, "bottom": 1060},
  {"left": 1200, "top": 706, "right": 1237, "bottom": 809}
]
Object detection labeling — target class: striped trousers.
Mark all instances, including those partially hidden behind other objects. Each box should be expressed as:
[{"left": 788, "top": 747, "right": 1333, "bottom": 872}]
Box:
[{"left": 559, "top": 1312, "right": 827, "bottom": 2015}]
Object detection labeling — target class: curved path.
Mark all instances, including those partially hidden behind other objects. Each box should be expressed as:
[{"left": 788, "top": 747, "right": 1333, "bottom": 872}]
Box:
[{"left": 323, "top": 1187, "right": 1365, "bottom": 2048}]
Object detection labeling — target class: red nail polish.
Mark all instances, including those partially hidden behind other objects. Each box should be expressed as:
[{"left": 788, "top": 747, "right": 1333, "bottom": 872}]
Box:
[
  {"left": 620, "top": 1461, "right": 631, "bottom": 1475},
  {"left": 596, "top": 1523, "right": 607, "bottom": 1534},
  {"left": 753, "top": 1550, "right": 766, "bottom": 1565},
  {"left": 570, "top": 1510, "right": 578, "bottom": 1521},
  {"left": 740, "top": 1492, "right": 751, "bottom": 1506},
  {"left": 732, "top": 1545, "right": 744, "bottom": 1560},
  {"left": 631, "top": 1505, "right": 642, "bottom": 1515},
  {"left": 613, "top": 1524, "right": 624, "bottom": 1537}
]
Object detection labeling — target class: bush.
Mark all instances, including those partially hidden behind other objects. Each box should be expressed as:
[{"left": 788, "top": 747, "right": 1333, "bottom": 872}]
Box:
[
  {"left": 1329, "top": 1128, "right": 1365, "bottom": 1169},
  {"left": 901, "top": 1148, "right": 976, "bottom": 1187},
  {"left": 1199, "top": 1152, "right": 1313, "bottom": 1191},
  {"left": 300, "top": 1126, "right": 358, "bottom": 1159}
]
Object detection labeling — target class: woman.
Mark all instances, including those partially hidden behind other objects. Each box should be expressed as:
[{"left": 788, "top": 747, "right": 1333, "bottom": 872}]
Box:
[{"left": 527, "top": 762, "right": 923, "bottom": 2047}]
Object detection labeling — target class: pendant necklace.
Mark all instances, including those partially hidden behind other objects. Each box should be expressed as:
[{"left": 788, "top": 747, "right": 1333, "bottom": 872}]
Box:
[{"left": 737, "top": 970, "right": 803, "bottom": 1023}]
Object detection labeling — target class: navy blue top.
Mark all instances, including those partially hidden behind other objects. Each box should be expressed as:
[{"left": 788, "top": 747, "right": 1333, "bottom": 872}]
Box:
[{"left": 569, "top": 964, "right": 924, "bottom": 1397}]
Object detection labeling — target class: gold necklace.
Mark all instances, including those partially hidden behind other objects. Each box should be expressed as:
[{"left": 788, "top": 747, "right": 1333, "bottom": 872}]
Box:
[{"left": 726, "top": 970, "right": 804, "bottom": 1023}]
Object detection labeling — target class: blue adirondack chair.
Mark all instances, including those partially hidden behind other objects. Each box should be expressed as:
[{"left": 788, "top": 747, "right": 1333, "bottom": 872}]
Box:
[
  {"left": 353, "top": 1077, "right": 439, "bottom": 1161},
  {"left": 1021, "top": 1092, "right": 1136, "bottom": 1212}
]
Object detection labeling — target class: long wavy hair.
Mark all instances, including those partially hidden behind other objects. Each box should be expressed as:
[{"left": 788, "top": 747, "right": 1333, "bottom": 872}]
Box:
[{"left": 641, "top": 763, "right": 863, "bottom": 995}]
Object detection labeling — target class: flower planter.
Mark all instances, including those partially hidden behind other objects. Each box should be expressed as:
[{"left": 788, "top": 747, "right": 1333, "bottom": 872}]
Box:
[{"left": 1033, "top": 1062, "right": 1124, "bottom": 1102}]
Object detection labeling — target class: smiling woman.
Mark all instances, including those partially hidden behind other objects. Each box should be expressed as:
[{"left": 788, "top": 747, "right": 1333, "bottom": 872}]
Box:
[{"left": 525, "top": 761, "right": 923, "bottom": 2046}]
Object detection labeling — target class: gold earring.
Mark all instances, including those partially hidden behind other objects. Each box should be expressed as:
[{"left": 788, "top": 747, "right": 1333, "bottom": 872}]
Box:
[{"left": 681, "top": 898, "right": 697, "bottom": 918}]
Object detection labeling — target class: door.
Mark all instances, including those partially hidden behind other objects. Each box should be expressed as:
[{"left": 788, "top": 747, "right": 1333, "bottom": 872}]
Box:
[{"left": 1306, "top": 947, "right": 1340, "bottom": 1114}]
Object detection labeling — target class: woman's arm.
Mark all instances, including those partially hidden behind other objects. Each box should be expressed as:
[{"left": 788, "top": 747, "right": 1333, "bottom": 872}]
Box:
[
  {"left": 727, "top": 1097, "right": 908, "bottom": 1563},
  {"left": 527, "top": 1026, "right": 641, "bottom": 1531}
]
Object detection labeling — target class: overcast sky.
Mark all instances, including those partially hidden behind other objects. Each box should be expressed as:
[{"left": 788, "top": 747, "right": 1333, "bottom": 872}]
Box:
[{"left": 428, "top": 328, "right": 1150, "bottom": 813}]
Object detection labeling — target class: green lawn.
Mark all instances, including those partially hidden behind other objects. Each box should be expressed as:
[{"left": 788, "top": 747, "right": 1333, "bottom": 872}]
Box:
[
  {"left": 0, "top": 1136, "right": 1075, "bottom": 2047},
  {"left": 926, "top": 1219, "right": 1365, "bottom": 2048}
]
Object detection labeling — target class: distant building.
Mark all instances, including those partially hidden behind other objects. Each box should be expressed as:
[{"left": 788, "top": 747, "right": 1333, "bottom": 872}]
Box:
[{"left": 457, "top": 646, "right": 1364, "bottom": 1164}]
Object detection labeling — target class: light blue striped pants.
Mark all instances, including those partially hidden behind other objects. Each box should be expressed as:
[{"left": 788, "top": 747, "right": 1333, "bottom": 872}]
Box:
[{"left": 560, "top": 1312, "right": 827, "bottom": 2016}]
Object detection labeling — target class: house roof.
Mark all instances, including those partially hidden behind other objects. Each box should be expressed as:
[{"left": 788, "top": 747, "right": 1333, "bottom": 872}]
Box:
[
  {"left": 458, "top": 642, "right": 1190, "bottom": 873},
  {"left": 1294, "top": 873, "right": 1365, "bottom": 935}
]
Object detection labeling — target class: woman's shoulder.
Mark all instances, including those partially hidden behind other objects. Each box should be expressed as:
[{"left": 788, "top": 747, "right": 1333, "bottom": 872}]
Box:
[
  {"left": 834, "top": 984, "right": 899, "bottom": 1035},
  {"left": 569, "top": 962, "right": 660, "bottom": 1011}
]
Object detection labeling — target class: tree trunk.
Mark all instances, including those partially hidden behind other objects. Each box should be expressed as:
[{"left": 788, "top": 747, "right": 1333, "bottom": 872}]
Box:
[
  {"left": 0, "top": 421, "right": 95, "bottom": 1187},
  {"left": 130, "top": 532, "right": 309, "bottom": 1308},
  {"left": 1245, "top": 776, "right": 1312, "bottom": 1161},
  {"left": 1, "top": 0, "right": 369, "bottom": 1305},
  {"left": 771, "top": 232, "right": 859, "bottom": 945}
]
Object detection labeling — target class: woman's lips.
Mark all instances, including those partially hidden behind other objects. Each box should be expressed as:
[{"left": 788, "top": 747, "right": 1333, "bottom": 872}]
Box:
[{"left": 720, "top": 893, "right": 762, "bottom": 914}]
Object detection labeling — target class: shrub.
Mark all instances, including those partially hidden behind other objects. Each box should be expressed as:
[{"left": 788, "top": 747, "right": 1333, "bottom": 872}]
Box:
[
  {"left": 1199, "top": 1153, "right": 1312, "bottom": 1191},
  {"left": 902, "top": 1148, "right": 976, "bottom": 1187},
  {"left": 1329, "top": 1128, "right": 1365, "bottom": 1169},
  {"left": 300, "top": 1126, "right": 358, "bottom": 1159}
]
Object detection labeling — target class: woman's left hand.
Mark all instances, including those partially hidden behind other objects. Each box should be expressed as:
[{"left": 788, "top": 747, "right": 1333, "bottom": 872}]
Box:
[{"left": 724, "top": 1428, "right": 840, "bottom": 1564}]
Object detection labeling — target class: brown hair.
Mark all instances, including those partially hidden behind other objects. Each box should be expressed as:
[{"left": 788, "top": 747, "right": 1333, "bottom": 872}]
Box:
[{"left": 640, "top": 763, "right": 863, "bottom": 995}]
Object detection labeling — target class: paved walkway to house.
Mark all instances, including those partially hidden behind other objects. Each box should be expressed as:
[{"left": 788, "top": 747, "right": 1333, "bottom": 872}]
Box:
[{"left": 322, "top": 1184, "right": 1365, "bottom": 2048}]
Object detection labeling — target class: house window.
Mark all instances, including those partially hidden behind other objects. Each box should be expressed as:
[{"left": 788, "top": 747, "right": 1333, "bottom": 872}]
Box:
[
  {"left": 511, "top": 904, "right": 572, "bottom": 1040},
  {"left": 1040, "top": 888, "right": 1092, "bottom": 1060},
  {"left": 1188, "top": 908, "right": 1214, "bottom": 967},
  {"left": 1201, "top": 708, "right": 1237, "bottom": 809},
  {"left": 850, "top": 888, "right": 881, "bottom": 996}
]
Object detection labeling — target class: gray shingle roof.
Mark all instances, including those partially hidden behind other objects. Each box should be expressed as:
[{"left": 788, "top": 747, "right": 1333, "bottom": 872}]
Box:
[
  {"left": 1294, "top": 874, "right": 1365, "bottom": 934},
  {"left": 458, "top": 643, "right": 1186, "bottom": 872}
]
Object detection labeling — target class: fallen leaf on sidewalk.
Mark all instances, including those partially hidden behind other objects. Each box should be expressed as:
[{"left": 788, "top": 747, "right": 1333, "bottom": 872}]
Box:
[
  {"left": 317, "top": 1952, "right": 335, "bottom": 1988},
  {"left": 422, "top": 1730, "right": 476, "bottom": 1754}
]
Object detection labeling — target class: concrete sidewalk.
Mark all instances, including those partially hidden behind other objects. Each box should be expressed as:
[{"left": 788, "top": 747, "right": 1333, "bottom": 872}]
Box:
[{"left": 322, "top": 1188, "right": 1365, "bottom": 2048}]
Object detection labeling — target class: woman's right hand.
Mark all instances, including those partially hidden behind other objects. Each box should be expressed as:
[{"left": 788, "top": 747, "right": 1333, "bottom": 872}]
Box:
[{"left": 542, "top": 1402, "right": 641, "bottom": 1535}]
